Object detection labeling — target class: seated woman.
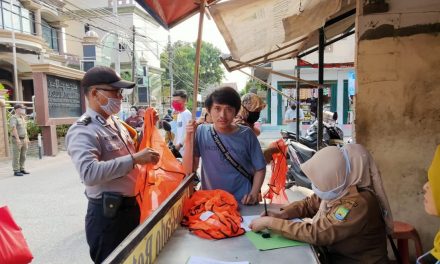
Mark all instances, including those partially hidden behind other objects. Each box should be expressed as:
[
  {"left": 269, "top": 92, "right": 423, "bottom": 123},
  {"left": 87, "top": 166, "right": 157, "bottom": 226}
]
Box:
[
  {"left": 234, "top": 93, "right": 266, "bottom": 136},
  {"left": 250, "top": 144, "right": 393, "bottom": 263},
  {"left": 418, "top": 145, "right": 440, "bottom": 264}
]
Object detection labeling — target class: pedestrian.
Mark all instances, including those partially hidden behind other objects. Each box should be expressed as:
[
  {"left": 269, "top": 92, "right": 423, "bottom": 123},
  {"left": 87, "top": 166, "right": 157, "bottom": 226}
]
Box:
[
  {"left": 250, "top": 144, "right": 393, "bottom": 263},
  {"left": 418, "top": 145, "right": 440, "bottom": 263},
  {"left": 172, "top": 90, "right": 192, "bottom": 156},
  {"left": 124, "top": 106, "right": 143, "bottom": 131},
  {"left": 184, "top": 86, "right": 266, "bottom": 205},
  {"left": 163, "top": 108, "right": 173, "bottom": 122},
  {"left": 10, "top": 104, "right": 29, "bottom": 176},
  {"left": 234, "top": 93, "right": 266, "bottom": 136},
  {"left": 65, "top": 66, "right": 160, "bottom": 263}
]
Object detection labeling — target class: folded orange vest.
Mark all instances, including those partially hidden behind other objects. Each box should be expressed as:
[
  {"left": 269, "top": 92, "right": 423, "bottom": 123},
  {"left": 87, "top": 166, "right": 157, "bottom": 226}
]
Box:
[{"left": 182, "top": 189, "right": 245, "bottom": 240}]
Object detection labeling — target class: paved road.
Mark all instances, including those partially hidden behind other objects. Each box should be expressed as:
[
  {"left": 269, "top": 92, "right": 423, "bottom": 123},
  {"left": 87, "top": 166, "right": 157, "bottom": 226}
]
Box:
[{"left": 0, "top": 152, "right": 92, "bottom": 264}]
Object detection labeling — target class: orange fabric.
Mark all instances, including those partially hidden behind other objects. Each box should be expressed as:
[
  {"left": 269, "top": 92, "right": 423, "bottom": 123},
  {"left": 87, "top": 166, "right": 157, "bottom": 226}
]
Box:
[
  {"left": 264, "top": 139, "right": 289, "bottom": 204},
  {"left": 182, "top": 190, "right": 245, "bottom": 240},
  {"left": 120, "top": 120, "right": 138, "bottom": 149},
  {"left": 135, "top": 108, "right": 185, "bottom": 222}
]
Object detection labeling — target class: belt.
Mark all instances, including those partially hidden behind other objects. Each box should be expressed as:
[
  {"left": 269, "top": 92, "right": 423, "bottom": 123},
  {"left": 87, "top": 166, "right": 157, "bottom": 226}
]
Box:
[
  {"left": 87, "top": 196, "right": 138, "bottom": 208},
  {"left": 13, "top": 136, "right": 25, "bottom": 139}
]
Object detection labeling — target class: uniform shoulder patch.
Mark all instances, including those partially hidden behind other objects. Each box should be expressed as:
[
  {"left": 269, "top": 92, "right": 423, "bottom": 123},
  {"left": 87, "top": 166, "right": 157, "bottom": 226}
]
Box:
[
  {"left": 334, "top": 205, "right": 350, "bottom": 221},
  {"left": 77, "top": 115, "right": 91, "bottom": 126}
]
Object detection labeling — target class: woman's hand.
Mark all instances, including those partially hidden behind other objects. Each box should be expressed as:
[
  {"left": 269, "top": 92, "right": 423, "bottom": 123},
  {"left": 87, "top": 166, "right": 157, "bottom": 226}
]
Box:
[
  {"left": 260, "top": 209, "right": 288, "bottom": 219},
  {"left": 249, "top": 216, "right": 273, "bottom": 232}
]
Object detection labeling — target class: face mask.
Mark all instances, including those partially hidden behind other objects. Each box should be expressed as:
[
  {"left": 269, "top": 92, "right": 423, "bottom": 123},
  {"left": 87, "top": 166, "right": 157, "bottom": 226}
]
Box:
[
  {"left": 16, "top": 109, "right": 25, "bottom": 115},
  {"left": 311, "top": 147, "right": 351, "bottom": 200},
  {"left": 172, "top": 101, "right": 185, "bottom": 112},
  {"left": 98, "top": 91, "right": 121, "bottom": 115},
  {"left": 130, "top": 110, "right": 137, "bottom": 116},
  {"left": 246, "top": 111, "right": 260, "bottom": 124}
]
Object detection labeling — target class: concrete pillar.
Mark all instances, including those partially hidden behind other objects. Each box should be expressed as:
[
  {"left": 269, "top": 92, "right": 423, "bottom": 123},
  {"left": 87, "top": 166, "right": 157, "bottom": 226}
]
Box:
[
  {"left": 0, "top": 93, "right": 10, "bottom": 158},
  {"left": 42, "top": 125, "right": 57, "bottom": 156},
  {"left": 35, "top": 8, "right": 42, "bottom": 37}
]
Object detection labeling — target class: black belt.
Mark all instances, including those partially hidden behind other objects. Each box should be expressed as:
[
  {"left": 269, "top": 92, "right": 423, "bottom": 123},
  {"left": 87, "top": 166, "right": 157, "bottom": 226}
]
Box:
[{"left": 87, "top": 196, "right": 138, "bottom": 208}]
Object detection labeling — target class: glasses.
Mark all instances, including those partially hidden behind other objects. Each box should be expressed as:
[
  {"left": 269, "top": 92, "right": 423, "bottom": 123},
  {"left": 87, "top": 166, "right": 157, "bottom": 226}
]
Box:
[{"left": 95, "top": 88, "right": 123, "bottom": 96}]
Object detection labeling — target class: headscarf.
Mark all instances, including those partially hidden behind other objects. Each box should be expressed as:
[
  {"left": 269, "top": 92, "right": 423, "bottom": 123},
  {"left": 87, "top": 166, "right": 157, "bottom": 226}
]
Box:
[
  {"left": 428, "top": 146, "right": 440, "bottom": 259},
  {"left": 300, "top": 144, "right": 394, "bottom": 234},
  {"left": 235, "top": 93, "right": 266, "bottom": 125}
]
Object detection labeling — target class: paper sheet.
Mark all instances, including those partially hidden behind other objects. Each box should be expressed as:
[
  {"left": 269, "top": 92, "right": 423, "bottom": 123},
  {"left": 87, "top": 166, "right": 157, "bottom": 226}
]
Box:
[{"left": 187, "top": 256, "right": 249, "bottom": 264}]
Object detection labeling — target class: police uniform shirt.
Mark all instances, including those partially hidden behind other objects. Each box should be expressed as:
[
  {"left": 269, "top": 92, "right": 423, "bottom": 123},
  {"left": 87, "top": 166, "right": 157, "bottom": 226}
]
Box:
[
  {"left": 66, "top": 109, "right": 139, "bottom": 199},
  {"left": 10, "top": 115, "right": 28, "bottom": 138},
  {"left": 269, "top": 188, "right": 388, "bottom": 264}
]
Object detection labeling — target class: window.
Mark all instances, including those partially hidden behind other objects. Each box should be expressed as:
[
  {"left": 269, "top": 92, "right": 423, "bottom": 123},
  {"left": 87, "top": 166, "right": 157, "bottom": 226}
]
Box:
[
  {"left": 0, "top": 0, "right": 35, "bottom": 35},
  {"left": 42, "top": 19, "right": 59, "bottom": 51}
]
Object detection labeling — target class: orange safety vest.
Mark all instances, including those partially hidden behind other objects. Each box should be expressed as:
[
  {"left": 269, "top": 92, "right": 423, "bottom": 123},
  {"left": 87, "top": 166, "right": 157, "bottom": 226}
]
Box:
[
  {"left": 182, "top": 189, "right": 245, "bottom": 240},
  {"left": 264, "top": 139, "right": 289, "bottom": 204},
  {"left": 135, "top": 108, "right": 186, "bottom": 222}
]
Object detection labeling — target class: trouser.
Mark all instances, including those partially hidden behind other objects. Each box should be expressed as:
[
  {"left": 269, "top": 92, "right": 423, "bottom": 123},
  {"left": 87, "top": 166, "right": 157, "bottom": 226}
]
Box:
[
  {"left": 85, "top": 197, "right": 140, "bottom": 263},
  {"left": 11, "top": 138, "right": 28, "bottom": 172}
]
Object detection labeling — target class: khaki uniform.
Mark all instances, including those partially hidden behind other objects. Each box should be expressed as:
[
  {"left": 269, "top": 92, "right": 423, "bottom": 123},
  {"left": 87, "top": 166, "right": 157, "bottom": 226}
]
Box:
[
  {"left": 270, "top": 188, "right": 388, "bottom": 264},
  {"left": 10, "top": 115, "right": 28, "bottom": 172}
]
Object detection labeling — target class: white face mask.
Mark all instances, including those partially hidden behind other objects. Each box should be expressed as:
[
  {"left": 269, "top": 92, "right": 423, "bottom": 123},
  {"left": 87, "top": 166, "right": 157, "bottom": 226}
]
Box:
[
  {"left": 16, "top": 109, "right": 25, "bottom": 115},
  {"left": 98, "top": 91, "right": 121, "bottom": 115},
  {"left": 130, "top": 110, "right": 137, "bottom": 116}
]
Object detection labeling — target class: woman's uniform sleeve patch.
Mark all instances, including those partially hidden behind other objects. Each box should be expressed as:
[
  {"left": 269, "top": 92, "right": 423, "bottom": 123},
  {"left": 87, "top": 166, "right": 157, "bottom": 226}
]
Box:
[{"left": 334, "top": 205, "right": 351, "bottom": 221}]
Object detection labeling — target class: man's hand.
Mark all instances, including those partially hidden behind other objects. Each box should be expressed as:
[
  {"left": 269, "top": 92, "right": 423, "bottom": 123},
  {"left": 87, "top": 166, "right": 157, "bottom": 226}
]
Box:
[
  {"left": 16, "top": 138, "right": 22, "bottom": 145},
  {"left": 249, "top": 216, "right": 273, "bottom": 232},
  {"left": 241, "top": 192, "right": 259, "bottom": 205},
  {"left": 185, "top": 120, "right": 197, "bottom": 135},
  {"left": 133, "top": 148, "right": 160, "bottom": 165}
]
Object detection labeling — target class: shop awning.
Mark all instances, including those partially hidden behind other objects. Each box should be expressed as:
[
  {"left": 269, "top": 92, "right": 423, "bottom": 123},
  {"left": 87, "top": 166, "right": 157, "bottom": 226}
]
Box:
[
  {"left": 134, "top": 0, "right": 218, "bottom": 29},
  {"left": 211, "top": 0, "right": 355, "bottom": 71}
]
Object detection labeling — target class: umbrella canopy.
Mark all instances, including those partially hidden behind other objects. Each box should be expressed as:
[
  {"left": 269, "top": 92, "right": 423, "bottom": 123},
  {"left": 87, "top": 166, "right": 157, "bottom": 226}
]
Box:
[{"left": 134, "top": 0, "right": 218, "bottom": 29}]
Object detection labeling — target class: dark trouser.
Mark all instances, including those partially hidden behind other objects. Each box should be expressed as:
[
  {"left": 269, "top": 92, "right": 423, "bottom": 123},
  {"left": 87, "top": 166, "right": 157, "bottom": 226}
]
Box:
[{"left": 85, "top": 198, "right": 140, "bottom": 263}]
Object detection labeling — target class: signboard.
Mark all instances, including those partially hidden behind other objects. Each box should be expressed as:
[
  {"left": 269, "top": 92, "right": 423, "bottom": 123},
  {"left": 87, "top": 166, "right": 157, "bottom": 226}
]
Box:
[{"left": 46, "top": 75, "right": 82, "bottom": 118}]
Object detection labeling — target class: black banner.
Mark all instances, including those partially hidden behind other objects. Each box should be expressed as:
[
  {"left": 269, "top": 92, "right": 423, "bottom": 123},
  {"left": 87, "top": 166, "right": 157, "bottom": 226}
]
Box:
[{"left": 46, "top": 75, "right": 82, "bottom": 118}]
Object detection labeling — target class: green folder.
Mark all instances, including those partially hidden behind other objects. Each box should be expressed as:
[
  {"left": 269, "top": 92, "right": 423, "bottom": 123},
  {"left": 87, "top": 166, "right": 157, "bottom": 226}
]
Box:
[{"left": 245, "top": 231, "right": 307, "bottom": 251}]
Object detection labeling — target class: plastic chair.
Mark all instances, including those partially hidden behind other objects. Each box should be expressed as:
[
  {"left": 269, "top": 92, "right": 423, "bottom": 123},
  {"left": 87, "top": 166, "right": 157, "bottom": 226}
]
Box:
[{"left": 391, "top": 221, "right": 423, "bottom": 264}]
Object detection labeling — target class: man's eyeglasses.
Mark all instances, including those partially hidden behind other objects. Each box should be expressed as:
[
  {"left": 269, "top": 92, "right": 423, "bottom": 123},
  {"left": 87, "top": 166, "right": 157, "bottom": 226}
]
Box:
[{"left": 95, "top": 88, "right": 123, "bottom": 95}]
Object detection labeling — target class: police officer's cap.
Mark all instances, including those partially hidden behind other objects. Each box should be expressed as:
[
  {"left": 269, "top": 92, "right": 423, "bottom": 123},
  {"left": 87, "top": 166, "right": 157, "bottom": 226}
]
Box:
[
  {"left": 13, "top": 104, "right": 25, "bottom": 109},
  {"left": 81, "top": 66, "right": 135, "bottom": 89}
]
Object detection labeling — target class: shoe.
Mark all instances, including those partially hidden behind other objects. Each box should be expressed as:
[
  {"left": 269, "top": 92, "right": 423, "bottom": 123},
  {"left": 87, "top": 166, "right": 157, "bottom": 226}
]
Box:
[
  {"left": 20, "top": 170, "right": 30, "bottom": 174},
  {"left": 14, "top": 171, "right": 24, "bottom": 176}
]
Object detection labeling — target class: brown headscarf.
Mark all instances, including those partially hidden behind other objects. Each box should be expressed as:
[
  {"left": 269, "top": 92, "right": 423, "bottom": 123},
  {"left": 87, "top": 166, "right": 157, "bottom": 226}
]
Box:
[
  {"left": 235, "top": 93, "right": 266, "bottom": 125},
  {"left": 300, "top": 144, "right": 394, "bottom": 234}
]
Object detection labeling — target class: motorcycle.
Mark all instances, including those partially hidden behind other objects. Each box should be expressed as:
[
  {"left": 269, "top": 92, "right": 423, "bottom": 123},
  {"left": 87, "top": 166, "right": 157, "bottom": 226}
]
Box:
[{"left": 159, "top": 120, "right": 182, "bottom": 159}]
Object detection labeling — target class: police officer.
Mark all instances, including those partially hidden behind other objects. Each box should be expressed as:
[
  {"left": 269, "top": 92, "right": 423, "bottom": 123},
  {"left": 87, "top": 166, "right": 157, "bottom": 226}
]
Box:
[
  {"left": 10, "top": 104, "right": 29, "bottom": 176},
  {"left": 250, "top": 144, "right": 394, "bottom": 263},
  {"left": 66, "top": 66, "right": 160, "bottom": 263}
]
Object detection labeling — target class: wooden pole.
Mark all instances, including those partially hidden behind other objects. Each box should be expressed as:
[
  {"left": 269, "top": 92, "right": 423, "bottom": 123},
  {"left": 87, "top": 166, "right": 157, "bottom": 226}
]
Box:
[
  {"left": 192, "top": 0, "right": 206, "bottom": 118},
  {"left": 184, "top": 0, "right": 206, "bottom": 175}
]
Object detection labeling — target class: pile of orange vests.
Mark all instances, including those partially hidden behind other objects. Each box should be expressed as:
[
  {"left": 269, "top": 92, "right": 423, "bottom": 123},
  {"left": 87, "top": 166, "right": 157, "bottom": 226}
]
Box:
[{"left": 182, "top": 190, "right": 245, "bottom": 239}]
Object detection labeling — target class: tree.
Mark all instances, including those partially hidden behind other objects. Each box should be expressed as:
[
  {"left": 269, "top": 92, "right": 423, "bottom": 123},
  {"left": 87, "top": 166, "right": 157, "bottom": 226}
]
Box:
[
  {"left": 160, "top": 41, "right": 224, "bottom": 101},
  {"left": 240, "top": 78, "right": 267, "bottom": 96}
]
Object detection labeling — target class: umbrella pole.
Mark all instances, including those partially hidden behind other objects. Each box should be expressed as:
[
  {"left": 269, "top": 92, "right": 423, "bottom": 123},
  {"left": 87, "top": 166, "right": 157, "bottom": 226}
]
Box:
[{"left": 184, "top": 0, "right": 206, "bottom": 175}]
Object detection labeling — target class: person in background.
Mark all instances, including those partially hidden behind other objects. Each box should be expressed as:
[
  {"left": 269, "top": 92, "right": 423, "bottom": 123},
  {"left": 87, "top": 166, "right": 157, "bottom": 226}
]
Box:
[
  {"left": 184, "top": 86, "right": 266, "bottom": 205},
  {"left": 234, "top": 93, "right": 266, "bottom": 136},
  {"left": 172, "top": 90, "right": 192, "bottom": 156},
  {"left": 196, "top": 107, "right": 212, "bottom": 125},
  {"left": 125, "top": 106, "right": 143, "bottom": 131},
  {"left": 284, "top": 103, "right": 305, "bottom": 135},
  {"left": 250, "top": 144, "right": 393, "bottom": 263},
  {"left": 9, "top": 104, "right": 29, "bottom": 176},
  {"left": 65, "top": 66, "right": 160, "bottom": 263},
  {"left": 418, "top": 145, "right": 440, "bottom": 264},
  {"left": 163, "top": 108, "right": 173, "bottom": 122}
]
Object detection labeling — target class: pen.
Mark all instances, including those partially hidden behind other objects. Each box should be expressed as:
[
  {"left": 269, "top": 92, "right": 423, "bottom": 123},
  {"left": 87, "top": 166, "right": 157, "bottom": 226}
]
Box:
[{"left": 263, "top": 197, "right": 268, "bottom": 216}]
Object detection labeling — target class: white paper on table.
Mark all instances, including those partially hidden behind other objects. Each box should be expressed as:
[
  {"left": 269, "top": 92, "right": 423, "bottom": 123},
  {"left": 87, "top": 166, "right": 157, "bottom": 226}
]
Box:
[
  {"left": 187, "top": 256, "right": 249, "bottom": 264},
  {"left": 241, "top": 215, "right": 259, "bottom": 231}
]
